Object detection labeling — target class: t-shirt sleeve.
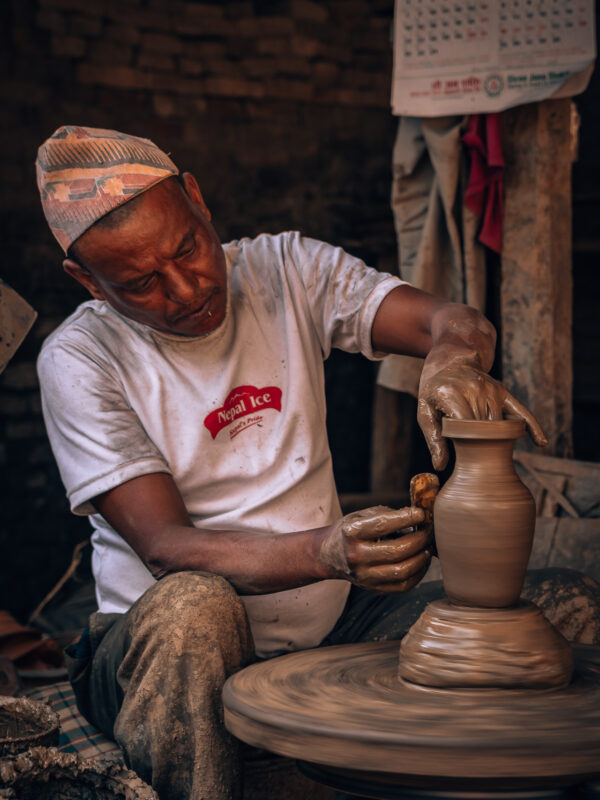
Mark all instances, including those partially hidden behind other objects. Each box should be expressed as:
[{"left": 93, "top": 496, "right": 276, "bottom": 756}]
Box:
[
  {"left": 37, "top": 340, "right": 171, "bottom": 516},
  {"left": 283, "top": 232, "right": 405, "bottom": 359}
]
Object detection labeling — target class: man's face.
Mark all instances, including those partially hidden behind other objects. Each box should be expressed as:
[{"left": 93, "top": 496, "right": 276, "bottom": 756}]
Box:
[{"left": 64, "top": 174, "right": 228, "bottom": 337}]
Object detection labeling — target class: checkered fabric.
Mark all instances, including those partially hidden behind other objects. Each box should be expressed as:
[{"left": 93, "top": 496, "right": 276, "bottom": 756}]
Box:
[
  {"left": 24, "top": 680, "right": 123, "bottom": 761},
  {"left": 36, "top": 125, "right": 178, "bottom": 253}
]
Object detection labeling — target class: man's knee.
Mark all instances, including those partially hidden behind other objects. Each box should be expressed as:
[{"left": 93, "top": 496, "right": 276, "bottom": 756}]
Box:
[
  {"left": 139, "top": 570, "right": 244, "bottom": 615},
  {"left": 129, "top": 571, "right": 253, "bottom": 656}
]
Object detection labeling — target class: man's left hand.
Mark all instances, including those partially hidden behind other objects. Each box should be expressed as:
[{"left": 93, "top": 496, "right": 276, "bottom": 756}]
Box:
[
  {"left": 371, "top": 285, "right": 549, "bottom": 472},
  {"left": 418, "top": 362, "right": 548, "bottom": 471}
]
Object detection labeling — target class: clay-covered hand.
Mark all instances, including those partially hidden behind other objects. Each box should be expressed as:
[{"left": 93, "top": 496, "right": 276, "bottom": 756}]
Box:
[
  {"left": 418, "top": 362, "right": 548, "bottom": 471},
  {"left": 317, "top": 505, "right": 431, "bottom": 592}
]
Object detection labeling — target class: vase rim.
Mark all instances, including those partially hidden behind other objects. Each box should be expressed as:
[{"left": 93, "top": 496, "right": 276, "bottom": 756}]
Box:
[{"left": 441, "top": 417, "right": 526, "bottom": 439}]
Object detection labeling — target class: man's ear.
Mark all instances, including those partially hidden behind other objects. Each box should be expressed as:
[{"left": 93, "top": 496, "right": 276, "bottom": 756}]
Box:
[
  {"left": 63, "top": 259, "right": 106, "bottom": 300},
  {"left": 181, "top": 172, "right": 211, "bottom": 221}
]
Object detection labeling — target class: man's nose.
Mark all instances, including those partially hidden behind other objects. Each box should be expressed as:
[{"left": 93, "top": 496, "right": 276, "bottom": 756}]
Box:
[{"left": 164, "top": 266, "right": 197, "bottom": 305}]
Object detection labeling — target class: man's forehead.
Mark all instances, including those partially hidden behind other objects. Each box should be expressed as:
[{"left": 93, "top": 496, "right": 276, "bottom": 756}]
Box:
[
  {"left": 75, "top": 182, "right": 196, "bottom": 276},
  {"left": 105, "top": 176, "right": 189, "bottom": 228}
]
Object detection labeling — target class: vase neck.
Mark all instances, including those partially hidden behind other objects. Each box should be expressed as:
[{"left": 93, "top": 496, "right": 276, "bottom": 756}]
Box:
[{"left": 451, "top": 437, "right": 517, "bottom": 474}]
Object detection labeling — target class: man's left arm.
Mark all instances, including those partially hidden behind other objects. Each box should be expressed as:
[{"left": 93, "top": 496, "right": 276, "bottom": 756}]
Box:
[{"left": 371, "top": 284, "right": 547, "bottom": 470}]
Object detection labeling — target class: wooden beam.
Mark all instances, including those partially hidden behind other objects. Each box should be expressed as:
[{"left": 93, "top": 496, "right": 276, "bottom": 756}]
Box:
[{"left": 501, "top": 99, "right": 573, "bottom": 457}]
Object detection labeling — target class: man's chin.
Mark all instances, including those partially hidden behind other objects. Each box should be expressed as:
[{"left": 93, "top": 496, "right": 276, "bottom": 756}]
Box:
[
  {"left": 171, "top": 316, "right": 225, "bottom": 337},
  {"left": 106, "top": 294, "right": 227, "bottom": 338},
  {"left": 166, "top": 297, "right": 227, "bottom": 337}
]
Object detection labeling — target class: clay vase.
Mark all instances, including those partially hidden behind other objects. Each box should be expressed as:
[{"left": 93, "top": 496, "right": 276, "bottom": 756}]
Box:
[{"left": 434, "top": 418, "right": 536, "bottom": 608}]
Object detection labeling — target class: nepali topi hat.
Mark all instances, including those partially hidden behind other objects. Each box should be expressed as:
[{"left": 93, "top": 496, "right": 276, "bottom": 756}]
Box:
[{"left": 36, "top": 125, "right": 179, "bottom": 253}]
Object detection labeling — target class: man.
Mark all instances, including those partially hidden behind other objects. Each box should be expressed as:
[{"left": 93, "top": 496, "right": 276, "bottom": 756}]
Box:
[{"left": 35, "top": 125, "right": 563, "bottom": 799}]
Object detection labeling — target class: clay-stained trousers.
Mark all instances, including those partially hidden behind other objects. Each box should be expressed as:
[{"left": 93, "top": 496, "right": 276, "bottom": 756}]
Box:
[{"left": 66, "top": 572, "right": 255, "bottom": 800}]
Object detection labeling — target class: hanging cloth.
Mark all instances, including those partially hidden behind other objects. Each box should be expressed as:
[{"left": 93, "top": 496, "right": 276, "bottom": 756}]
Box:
[{"left": 377, "top": 115, "right": 487, "bottom": 398}]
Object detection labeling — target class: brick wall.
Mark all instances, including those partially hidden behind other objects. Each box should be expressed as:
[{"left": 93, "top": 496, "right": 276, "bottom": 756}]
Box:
[{"left": 1, "top": 0, "right": 398, "bottom": 618}]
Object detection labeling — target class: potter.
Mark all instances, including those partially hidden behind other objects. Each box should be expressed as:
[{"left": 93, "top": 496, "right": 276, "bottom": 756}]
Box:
[{"left": 34, "top": 125, "right": 599, "bottom": 800}]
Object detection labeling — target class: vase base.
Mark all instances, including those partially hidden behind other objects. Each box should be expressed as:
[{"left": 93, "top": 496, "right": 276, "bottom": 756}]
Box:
[{"left": 398, "top": 599, "right": 574, "bottom": 690}]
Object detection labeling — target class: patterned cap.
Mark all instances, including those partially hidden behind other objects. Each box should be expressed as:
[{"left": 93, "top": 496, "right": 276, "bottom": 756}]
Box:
[{"left": 36, "top": 125, "right": 179, "bottom": 253}]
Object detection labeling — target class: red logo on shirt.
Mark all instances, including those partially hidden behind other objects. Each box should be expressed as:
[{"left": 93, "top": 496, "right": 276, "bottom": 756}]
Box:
[{"left": 204, "top": 385, "right": 282, "bottom": 440}]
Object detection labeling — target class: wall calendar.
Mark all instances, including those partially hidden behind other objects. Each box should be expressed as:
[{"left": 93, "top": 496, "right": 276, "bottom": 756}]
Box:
[{"left": 391, "top": 0, "right": 596, "bottom": 115}]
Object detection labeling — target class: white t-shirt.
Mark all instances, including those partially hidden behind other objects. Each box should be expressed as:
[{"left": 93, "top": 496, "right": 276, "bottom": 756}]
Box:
[{"left": 38, "top": 232, "right": 403, "bottom": 657}]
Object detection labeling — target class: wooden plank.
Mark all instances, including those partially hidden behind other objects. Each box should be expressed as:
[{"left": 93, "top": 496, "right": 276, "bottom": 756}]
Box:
[
  {"left": 544, "top": 518, "right": 600, "bottom": 583},
  {"left": 515, "top": 455, "right": 579, "bottom": 518},
  {"left": 527, "top": 518, "right": 559, "bottom": 571},
  {"left": 515, "top": 451, "right": 600, "bottom": 518},
  {"left": 515, "top": 451, "right": 600, "bottom": 479},
  {"left": 501, "top": 99, "right": 574, "bottom": 458}
]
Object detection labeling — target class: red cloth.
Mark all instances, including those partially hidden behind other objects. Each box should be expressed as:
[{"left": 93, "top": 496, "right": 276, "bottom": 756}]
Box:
[{"left": 462, "top": 113, "right": 504, "bottom": 254}]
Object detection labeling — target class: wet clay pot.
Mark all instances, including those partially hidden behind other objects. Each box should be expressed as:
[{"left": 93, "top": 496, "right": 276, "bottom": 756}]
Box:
[{"left": 434, "top": 418, "right": 536, "bottom": 608}]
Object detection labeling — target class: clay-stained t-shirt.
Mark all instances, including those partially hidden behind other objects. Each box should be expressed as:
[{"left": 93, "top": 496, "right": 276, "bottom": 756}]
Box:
[{"left": 37, "top": 232, "right": 404, "bottom": 657}]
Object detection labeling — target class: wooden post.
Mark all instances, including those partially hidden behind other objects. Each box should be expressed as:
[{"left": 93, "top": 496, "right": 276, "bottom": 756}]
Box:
[{"left": 501, "top": 99, "right": 573, "bottom": 457}]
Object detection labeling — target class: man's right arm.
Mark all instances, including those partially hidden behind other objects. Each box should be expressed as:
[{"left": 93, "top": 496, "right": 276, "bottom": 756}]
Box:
[{"left": 92, "top": 472, "right": 432, "bottom": 596}]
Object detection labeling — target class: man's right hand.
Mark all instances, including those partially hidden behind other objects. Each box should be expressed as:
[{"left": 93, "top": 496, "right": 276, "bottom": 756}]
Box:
[{"left": 316, "top": 505, "right": 432, "bottom": 593}]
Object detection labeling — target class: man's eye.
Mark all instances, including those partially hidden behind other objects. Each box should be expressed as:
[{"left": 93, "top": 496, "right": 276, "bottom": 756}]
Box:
[
  {"left": 128, "top": 274, "right": 156, "bottom": 293},
  {"left": 179, "top": 241, "right": 196, "bottom": 258}
]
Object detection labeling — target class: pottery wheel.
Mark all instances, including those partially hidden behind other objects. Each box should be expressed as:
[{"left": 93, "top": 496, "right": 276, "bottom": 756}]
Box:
[{"left": 223, "top": 642, "right": 600, "bottom": 784}]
